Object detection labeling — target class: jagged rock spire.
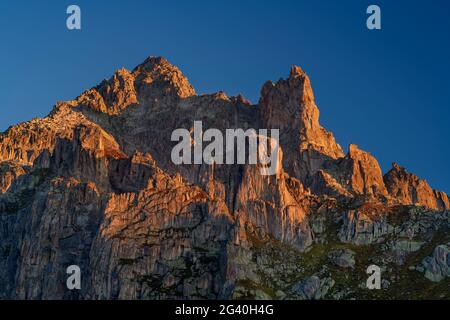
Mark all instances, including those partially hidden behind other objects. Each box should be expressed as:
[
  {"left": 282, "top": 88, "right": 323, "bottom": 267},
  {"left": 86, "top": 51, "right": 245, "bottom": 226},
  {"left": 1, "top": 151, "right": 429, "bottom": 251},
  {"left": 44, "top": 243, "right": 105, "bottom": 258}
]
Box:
[{"left": 259, "top": 65, "right": 344, "bottom": 184}]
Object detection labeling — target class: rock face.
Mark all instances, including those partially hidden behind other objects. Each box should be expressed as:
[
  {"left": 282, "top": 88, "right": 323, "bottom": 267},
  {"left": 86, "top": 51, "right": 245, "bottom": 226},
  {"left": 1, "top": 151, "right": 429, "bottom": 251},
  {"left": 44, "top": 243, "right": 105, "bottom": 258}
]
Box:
[
  {"left": 338, "top": 203, "right": 394, "bottom": 245},
  {"left": 289, "top": 275, "right": 334, "bottom": 300},
  {"left": 313, "top": 144, "right": 387, "bottom": 199},
  {"left": 76, "top": 68, "right": 138, "bottom": 115},
  {"left": 0, "top": 56, "right": 449, "bottom": 300},
  {"left": 0, "top": 162, "right": 26, "bottom": 193},
  {"left": 328, "top": 249, "right": 356, "bottom": 269},
  {"left": 422, "top": 243, "right": 450, "bottom": 282},
  {"left": 384, "top": 163, "right": 450, "bottom": 210}
]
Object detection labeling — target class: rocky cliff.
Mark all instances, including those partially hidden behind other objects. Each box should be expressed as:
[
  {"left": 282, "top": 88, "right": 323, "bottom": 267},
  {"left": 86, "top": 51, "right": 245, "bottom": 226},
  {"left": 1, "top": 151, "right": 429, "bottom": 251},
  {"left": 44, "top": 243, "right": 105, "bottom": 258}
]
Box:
[{"left": 0, "top": 56, "right": 448, "bottom": 299}]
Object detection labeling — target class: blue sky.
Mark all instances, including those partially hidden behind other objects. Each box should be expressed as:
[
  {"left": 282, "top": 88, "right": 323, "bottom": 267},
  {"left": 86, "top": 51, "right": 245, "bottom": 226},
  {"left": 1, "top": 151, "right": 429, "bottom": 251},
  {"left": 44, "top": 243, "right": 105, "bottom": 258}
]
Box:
[{"left": 0, "top": 0, "right": 449, "bottom": 192}]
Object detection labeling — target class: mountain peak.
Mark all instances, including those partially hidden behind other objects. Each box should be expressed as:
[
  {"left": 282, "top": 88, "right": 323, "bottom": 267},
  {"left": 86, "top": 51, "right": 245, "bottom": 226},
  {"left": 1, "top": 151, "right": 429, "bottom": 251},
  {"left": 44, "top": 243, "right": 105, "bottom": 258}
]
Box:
[
  {"left": 290, "top": 65, "right": 306, "bottom": 78},
  {"left": 132, "top": 56, "right": 196, "bottom": 100},
  {"left": 391, "top": 162, "right": 406, "bottom": 172},
  {"left": 259, "top": 65, "right": 344, "bottom": 183},
  {"left": 348, "top": 143, "right": 360, "bottom": 156},
  {"left": 384, "top": 162, "right": 449, "bottom": 210},
  {"left": 133, "top": 56, "right": 172, "bottom": 72}
]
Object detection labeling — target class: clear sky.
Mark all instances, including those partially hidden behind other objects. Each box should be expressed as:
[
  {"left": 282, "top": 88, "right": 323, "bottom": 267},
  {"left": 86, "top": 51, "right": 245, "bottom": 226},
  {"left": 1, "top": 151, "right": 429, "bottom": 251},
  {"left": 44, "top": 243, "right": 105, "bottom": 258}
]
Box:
[{"left": 0, "top": 0, "right": 449, "bottom": 192}]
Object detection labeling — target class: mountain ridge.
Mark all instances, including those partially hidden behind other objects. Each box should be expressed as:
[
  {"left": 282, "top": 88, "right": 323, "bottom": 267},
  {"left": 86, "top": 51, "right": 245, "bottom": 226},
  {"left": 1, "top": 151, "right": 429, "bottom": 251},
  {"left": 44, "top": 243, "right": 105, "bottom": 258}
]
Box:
[
  {"left": 0, "top": 56, "right": 448, "bottom": 299},
  {"left": 3, "top": 56, "right": 446, "bottom": 201}
]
